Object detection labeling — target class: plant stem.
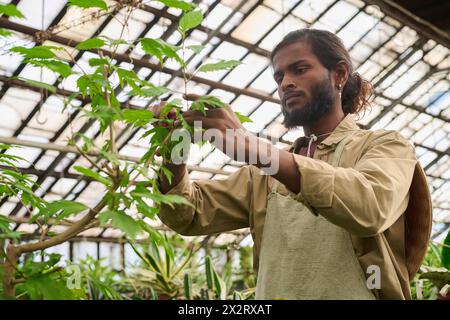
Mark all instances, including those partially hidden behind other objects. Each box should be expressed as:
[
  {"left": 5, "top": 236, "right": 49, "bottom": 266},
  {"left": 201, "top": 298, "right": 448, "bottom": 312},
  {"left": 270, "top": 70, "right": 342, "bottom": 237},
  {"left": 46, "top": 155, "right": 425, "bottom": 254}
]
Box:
[
  {"left": 2, "top": 245, "right": 19, "bottom": 297},
  {"left": 2, "top": 182, "right": 118, "bottom": 297},
  {"left": 75, "top": 144, "right": 111, "bottom": 176}
]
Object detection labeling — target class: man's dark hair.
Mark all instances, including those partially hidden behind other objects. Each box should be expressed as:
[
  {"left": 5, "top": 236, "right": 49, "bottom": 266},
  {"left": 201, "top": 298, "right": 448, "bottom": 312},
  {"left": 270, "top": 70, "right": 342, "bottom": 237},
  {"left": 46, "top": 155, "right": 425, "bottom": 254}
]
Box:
[{"left": 271, "top": 29, "right": 373, "bottom": 117}]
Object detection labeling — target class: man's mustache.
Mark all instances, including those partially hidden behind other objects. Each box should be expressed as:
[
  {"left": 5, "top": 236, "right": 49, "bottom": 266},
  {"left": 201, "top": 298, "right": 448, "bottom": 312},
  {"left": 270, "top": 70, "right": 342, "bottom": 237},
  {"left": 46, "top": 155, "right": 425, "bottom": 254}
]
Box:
[{"left": 281, "top": 91, "right": 306, "bottom": 108}]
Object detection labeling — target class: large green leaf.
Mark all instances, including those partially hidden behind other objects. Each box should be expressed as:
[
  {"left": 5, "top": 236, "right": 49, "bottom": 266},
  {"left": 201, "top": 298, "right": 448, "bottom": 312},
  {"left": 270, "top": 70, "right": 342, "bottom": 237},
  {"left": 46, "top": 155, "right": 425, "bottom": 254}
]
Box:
[
  {"left": 83, "top": 104, "right": 122, "bottom": 133},
  {"left": 76, "top": 73, "right": 107, "bottom": 98},
  {"left": 10, "top": 45, "right": 58, "bottom": 59},
  {"left": 122, "top": 109, "right": 154, "bottom": 127},
  {"left": 189, "top": 95, "right": 226, "bottom": 115},
  {"left": 442, "top": 230, "right": 450, "bottom": 269},
  {"left": 23, "top": 274, "right": 77, "bottom": 300},
  {"left": 98, "top": 210, "right": 143, "bottom": 238},
  {"left": 76, "top": 37, "right": 106, "bottom": 50},
  {"left": 140, "top": 38, "right": 183, "bottom": 66},
  {"left": 116, "top": 67, "right": 141, "bottom": 91},
  {"left": 154, "top": 0, "right": 195, "bottom": 11},
  {"left": 197, "top": 60, "right": 241, "bottom": 73},
  {"left": 67, "top": 0, "right": 108, "bottom": 11},
  {"left": 179, "top": 10, "right": 203, "bottom": 32},
  {"left": 131, "top": 183, "right": 193, "bottom": 209},
  {"left": 73, "top": 165, "right": 112, "bottom": 187},
  {"left": 20, "top": 253, "right": 61, "bottom": 277},
  {"left": 0, "top": 4, "right": 25, "bottom": 18},
  {"left": 49, "top": 200, "right": 88, "bottom": 222},
  {"left": 88, "top": 57, "right": 109, "bottom": 67},
  {"left": 27, "top": 59, "right": 73, "bottom": 77},
  {"left": 135, "top": 199, "right": 159, "bottom": 219}
]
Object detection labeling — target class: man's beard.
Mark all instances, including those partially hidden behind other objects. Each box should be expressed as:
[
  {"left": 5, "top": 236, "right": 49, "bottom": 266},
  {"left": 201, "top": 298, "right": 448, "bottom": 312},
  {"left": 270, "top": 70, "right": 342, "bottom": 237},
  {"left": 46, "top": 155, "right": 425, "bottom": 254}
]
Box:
[{"left": 281, "top": 76, "right": 336, "bottom": 129}]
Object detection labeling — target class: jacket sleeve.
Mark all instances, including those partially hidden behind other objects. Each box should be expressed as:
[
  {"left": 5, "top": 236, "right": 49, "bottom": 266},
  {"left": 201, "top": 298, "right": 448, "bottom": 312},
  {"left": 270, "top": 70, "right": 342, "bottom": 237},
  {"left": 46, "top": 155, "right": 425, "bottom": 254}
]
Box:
[
  {"left": 157, "top": 166, "right": 253, "bottom": 236},
  {"left": 292, "top": 131, "right": 417, "bottom": 237}
]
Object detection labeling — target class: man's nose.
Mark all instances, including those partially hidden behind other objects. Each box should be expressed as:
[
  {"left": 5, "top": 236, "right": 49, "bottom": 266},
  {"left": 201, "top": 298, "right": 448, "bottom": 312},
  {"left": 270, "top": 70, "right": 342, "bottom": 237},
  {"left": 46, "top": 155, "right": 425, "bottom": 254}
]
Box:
[{"left": 280, "top": 75, "right": 297, "bottom": 93}]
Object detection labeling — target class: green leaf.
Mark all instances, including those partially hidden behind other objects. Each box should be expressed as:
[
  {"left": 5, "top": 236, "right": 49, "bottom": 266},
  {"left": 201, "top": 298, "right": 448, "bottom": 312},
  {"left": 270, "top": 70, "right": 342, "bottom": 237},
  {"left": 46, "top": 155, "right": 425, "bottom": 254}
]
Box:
[
  {"left": 419, "top": 271, "right": 450, "bottom": 289},
  {"left": 213, "top": 270, "right": 227, "bottom": 300},
  {"left": 127, "top": 80, "right": 169, "bottom": 98},
  {"left": 49, "top": 200, "right": 88, "bottom": 222},
  {"left": 139, "top": 86, "right": 170, "bottom": 98},
  {"left": 116, "top": 67, "right": 138, "bottom": 87},
  {"left": 122, "top": 109, "right": 154, "bottom": 127},
  {"left": 154, "top": 0, "right": 195, "bottom": 11},
  {"left": 197, "top": 60, "right": 242, "bottom": 73},
  {"left": 0, "top": 28, "right": 12, "bottom": 37},
  {"left": 135, "top": 200, "right": 159, "bottom": 219},
  {"left": 23, "top": 274, "right": 76, "bottom": 300},
  {"left": 140, "top": 38, "right": 183, "bottom": 66},
  {"left": 98, "top": 210, "right": 143, "bottom": 238},
  {"left": 205, "top": 256, "right": 214, "bottom": 289},
  {"left": 88, "top": 57, "right": 109, "bottom": 67},
  {"left": 142, "top": 126, "right": 169, "bottom": 142},
  {"left": 67, "top": 0, "right": 108, "bottom": 11},
  {"left": 0, "top": 230, "right": 23, "bottom": 239},
  {"left": 0, "top": 215, "right": 13, "bottom": 233},
  {"left": 131, "top": 183, "right": 193, "bottom": 209},
  {"left": 179, "top": 10, "right": 203, "bottom": 32},
  {"left": 186, "top": 44, "right": 206, "bottom": 54},
  {"left": 442, "top": 230, "right": 450, "bottom": 269},
  {"left": 101, "top": 36, "right": 129, "bottom": 47},
  {"left": 73, "top": 165, "right": 112, "bottom": 187},
  {"left": 189, "top": 95, "right": 226, "bottom": 115},
  {"left": 76, "top": 37, "right": 106, "bottom": 50},
  {"left": 27, "top": 59, "right": 73, "bottom": 77},
  {"left": 234, "top": 111, "right": 253, "bottom": 123},
  {"left": 16, "top": 77, "right": 57, "bottom": 93},
  {"left": 184, "top": 273, "right": 192, "bottom": 299},
  {"left": 160, "top": 166, "right": 174, "bottom": 185},
  {"left": 0, "top": 4, "right": 25, "bottom": 18},
  {"left": 83, "top": 104, "right": 122, "bottom": 133},
  {"left": 10, "top": 45, "right": 58, "bottom": 59}
]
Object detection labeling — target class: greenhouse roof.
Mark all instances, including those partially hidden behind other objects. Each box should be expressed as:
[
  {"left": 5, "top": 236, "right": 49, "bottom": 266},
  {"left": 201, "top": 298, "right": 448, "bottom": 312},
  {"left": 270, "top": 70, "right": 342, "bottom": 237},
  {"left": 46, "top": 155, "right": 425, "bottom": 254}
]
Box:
[{"left": 0, "top": 0, "right": 449, "bottom": 248}]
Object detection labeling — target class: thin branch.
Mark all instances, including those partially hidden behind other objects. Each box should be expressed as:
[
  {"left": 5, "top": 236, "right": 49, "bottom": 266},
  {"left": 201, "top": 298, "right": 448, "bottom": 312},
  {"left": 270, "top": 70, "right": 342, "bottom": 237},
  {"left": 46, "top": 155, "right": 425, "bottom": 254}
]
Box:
[{"left": 75, "top": 144, "right": 112, "bottom": 176}]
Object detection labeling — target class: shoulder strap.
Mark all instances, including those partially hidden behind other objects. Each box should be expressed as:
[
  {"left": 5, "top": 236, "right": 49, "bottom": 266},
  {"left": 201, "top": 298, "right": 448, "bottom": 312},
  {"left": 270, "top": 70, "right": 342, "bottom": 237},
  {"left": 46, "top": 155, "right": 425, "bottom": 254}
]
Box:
[{"left": 331, "top": 133, "right": 354, "bottom": 167}]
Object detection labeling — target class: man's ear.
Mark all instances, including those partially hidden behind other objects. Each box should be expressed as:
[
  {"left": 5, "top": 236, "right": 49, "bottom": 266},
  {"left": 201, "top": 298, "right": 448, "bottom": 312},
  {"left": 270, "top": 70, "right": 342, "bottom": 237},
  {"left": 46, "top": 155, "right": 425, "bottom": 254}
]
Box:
[{"left": 333, "top": 60, "right": 350, "bottom": 88}]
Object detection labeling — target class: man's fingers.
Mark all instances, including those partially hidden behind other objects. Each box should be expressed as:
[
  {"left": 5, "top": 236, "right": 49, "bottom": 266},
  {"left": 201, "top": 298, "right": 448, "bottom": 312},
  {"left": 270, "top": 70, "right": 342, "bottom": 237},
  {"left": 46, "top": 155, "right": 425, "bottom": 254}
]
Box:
[
  {"left": 182, "top": 110, "right": 205, "bottom": 118},
  {"left": 183, "top": 93, "right": 201, "bottom": 101},
  {"left": 182, "top": 113, "right": 215, "bottom": 128},
  {"left": 148, "top": 101, "right": 166, "bottom": 117}
]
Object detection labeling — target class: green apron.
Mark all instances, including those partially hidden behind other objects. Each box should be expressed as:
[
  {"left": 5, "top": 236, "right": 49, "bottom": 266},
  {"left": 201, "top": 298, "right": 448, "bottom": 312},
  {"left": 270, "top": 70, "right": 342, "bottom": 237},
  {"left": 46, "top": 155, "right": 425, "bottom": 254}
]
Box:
[{"left": 255, "top": 133, "right": 376, "bottom": 300}]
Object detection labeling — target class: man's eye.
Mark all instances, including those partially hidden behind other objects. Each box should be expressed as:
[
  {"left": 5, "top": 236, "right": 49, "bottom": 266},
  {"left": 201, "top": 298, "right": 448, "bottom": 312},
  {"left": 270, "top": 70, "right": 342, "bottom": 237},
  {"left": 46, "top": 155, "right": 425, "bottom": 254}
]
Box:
[{"left": 296, "top": 68, "right": 306, "bottom": 74}]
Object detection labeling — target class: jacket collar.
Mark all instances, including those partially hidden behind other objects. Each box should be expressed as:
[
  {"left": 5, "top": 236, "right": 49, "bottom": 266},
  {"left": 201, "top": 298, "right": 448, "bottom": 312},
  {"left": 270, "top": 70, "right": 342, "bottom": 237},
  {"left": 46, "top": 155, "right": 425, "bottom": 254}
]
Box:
[{"left": 289, "top": 114, "right": 362, "bottom": 152}]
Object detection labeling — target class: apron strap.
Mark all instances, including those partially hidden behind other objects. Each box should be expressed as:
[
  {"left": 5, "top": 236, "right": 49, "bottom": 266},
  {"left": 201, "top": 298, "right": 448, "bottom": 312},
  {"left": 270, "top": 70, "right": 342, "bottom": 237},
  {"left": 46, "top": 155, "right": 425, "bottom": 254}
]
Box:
[
  {"left": 331, "top": 133, "right": 354, "bottom": 167},
  {"left": 271, "top": 132, "right": 355, "bottom": 194}
]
